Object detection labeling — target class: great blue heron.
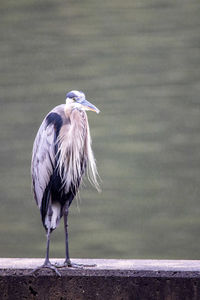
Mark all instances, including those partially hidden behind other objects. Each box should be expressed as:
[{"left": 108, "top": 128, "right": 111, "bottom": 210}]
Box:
[{"left": 31, "top": 90, "right": 100, "bottom": 275}]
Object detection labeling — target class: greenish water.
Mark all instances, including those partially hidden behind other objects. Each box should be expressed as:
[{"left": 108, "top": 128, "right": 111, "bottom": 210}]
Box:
[{"left": 0, "top": 0, "right": 200, "bottom": 260}]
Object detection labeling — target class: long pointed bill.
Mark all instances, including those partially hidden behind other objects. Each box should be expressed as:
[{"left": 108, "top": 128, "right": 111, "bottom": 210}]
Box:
[{"left": 81, "top": 99, "right": 100, "bottom": 114}]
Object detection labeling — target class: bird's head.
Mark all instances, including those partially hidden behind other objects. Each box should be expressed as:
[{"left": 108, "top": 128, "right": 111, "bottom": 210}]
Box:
[{"left": 65, "top": 90, "right": 100, "bottom": 114}]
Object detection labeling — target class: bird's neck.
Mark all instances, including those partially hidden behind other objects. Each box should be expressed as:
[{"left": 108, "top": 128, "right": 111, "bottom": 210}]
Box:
[{"left": 64, "top": 103, "right": 73, "bottom": 118}]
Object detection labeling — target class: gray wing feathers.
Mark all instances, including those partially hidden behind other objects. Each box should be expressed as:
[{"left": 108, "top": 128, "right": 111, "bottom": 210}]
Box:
[{"left": 31, "top": 118, "right": 55, "bottom": 208}]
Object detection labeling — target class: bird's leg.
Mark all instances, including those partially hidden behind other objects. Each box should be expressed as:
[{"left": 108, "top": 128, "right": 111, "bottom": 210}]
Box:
[
  {"left": 53, "top": 202, "right": 74, "bottom": 268},
  {"left": 31, "top": 207, "right": 61, "bottom": 276},
  {"left": 62, "top": 202, "right": 84, "bottom": 268},
  {"left": 42, "top": 226, "right": 54, "bottom": 267},
  {"left": 54, "top": 202, "right": 96, "bottom": 269},
  {"left": 64, "top": 203, "right": 71, "bottom": 266},
  {"left": 44, "top": 226, "right": 51, "bottom": 264}
]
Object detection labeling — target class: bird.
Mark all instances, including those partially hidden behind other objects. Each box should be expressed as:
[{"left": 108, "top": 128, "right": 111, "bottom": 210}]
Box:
[{"left": 31, "top": 90, "right": 100, "bottom": 275}]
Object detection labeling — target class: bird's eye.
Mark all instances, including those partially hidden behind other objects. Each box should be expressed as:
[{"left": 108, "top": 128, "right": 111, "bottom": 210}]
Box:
[{"left": 73, "top": 97, "right": 76, "bottom": 102}]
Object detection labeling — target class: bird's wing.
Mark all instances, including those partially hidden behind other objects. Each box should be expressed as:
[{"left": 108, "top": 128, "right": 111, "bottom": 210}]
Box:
[{"left": 31, "top": 117, "right": 55, "bottom": 208}]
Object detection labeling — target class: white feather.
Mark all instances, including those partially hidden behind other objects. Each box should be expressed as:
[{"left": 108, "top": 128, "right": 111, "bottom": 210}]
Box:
[{"left": 45, "top": 202, "right": 61, "bottom": 230}]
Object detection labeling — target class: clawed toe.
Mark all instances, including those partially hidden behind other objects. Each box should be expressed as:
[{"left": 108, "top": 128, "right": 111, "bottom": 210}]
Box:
[
  {"left": 53, "top": 260, "right": 96, "bottom": 269},
  {"left": 30, "top": 259, "right": 96, "bottom": 275},
  {"left": 52, "top": 262, "right": 69, "bottom": 268},
  {"left": 30, "top": 262, "right": 61, "bottom": 277},
  {"left": 52, "top": 260, "right": 78, "bottom": 268}
]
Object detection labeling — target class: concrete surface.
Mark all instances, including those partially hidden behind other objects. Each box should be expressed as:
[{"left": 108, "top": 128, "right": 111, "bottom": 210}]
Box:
[{"left": 1, "top": 258, "right": 200, "bottom": 299}]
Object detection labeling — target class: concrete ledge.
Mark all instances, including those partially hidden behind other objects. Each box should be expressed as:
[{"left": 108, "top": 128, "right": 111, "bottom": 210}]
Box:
[{"left": 1, "top": 258, "right": 200, "bottom": 299}]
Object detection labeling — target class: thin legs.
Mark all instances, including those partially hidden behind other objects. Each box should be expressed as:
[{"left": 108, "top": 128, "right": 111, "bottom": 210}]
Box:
[
  {"left": 54, "top": 202, "right": 81, "bottom": 268},
  {"left": 63, "top": 203, "right": 71, "bottom": 266},
  {"left": 55, "top": 201, "right": 96, "bottom": 269},
  {"left": 30, "top": 205, "right": 61, "bottom": 276},
  {"left": 31, "top": 201, "right": 96, "bottom": 275},
  {"left": 44, "top": 226, "right": 51, "bottom": 265},
  {"left": 54, "top": 202, "right": 73, "bottom": 268}
]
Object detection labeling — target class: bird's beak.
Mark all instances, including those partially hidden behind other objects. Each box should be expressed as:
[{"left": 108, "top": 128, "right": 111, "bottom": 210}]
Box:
[{"left": 80, "top": 99, "right": 100, "bottom": 114}]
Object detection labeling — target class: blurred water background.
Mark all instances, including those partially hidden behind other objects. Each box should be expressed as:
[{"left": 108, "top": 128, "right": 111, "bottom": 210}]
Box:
[{"left": 0, "top": 0, "right": 200, "bottom": 260}]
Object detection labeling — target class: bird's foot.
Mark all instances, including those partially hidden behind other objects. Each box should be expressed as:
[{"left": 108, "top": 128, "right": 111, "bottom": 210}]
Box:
[
  {"left": 30, "top": 260, "right": 61, "bottom": 277},
  {"left": 53, "top": 259, "right": 96, "bottom": 269}
]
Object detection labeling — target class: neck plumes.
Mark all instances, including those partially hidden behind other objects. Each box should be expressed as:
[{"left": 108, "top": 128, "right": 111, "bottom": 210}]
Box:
[{"left": 56, "top": 107, "right": 100, "bottom": 194}]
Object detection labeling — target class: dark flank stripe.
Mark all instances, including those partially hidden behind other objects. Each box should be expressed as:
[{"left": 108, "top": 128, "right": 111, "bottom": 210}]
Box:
[{"left": 41, "top": 181, "right": 52, "bottom": 227}]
